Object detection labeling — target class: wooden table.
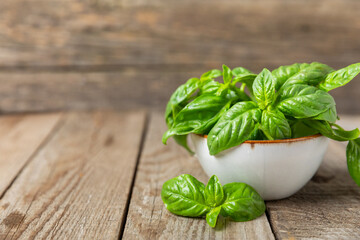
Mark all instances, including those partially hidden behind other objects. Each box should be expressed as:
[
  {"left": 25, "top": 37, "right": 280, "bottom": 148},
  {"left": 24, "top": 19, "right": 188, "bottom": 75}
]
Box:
[{"left": 0, "top": 111, "right": 359, "bottom": 239}]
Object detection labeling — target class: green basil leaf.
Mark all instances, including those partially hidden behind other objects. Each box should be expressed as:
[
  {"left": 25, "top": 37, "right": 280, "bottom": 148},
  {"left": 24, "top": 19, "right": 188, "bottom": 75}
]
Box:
[
  {"left": 232, "top": 67, "right": 253, "bottom": 76},
  {"left": 162, "top": 95, "right": 231, "bottom": 144},
  {"left": 247, "top": 123, "right": 265, "bottom": 140},
  {"left": 173, "top": 135, "right": 194, "bottom": 154},
  {"left": 289, "top": 120, "right": 319, "bottom": 138},
  {"left": 207, "top": 102, "right": 261, "bottom": 155},
  {"left": 205, "top": 175, "right": 224, "bottom": 207},
  {"left": 303, "top": 120, "right": 360, "bottom": 141},
  {"left": 312, "top": 104, "right": 337, "bottom": 123},
  {"left": 277, "top": 84, "right": 335, "bottom": 118},
  {"left": 165, "top": 78, "right": 200, "bottom": 127},
  {"left": 272, "top": 63, "right": 310, "bottom": 90},
  {"left": 319, "top": 63, "right": 360, "bottom": 91},
  {"left": 281, "top": 63, "right": 334, "bottom": 88},
  {"left": 232, "top": 74, "right": 257, "bottom": 94},
  {"left": 161, "top": 174, "right": 210, "bottom": 217},
  {"left": 261, "top": 109, "right": 291, "bottom": 140},
  {"left": 221, "top": 183, "right": 265, "bottom": 222},
  {"left": 346, "top": 138, "right": 360, "bottom": 187},
  {"left": 201, "top": 69, "right": 222, "bottom": 80},
  {"left": 253, "top": 68, "right": 276, "bottom": 109},
  {"left": 200, "top": 79, "right": 221, "bottom": 95},
  {"left": 222, "top": 64, "right": 233, "bottom": 84},
  {"left": 206, "top": 206, "right": 221, "bottom": 228}
]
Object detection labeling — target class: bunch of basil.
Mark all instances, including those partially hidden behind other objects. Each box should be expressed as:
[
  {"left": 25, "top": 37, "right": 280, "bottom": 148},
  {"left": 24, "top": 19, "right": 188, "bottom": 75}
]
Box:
[{"left": 163, "top": 62, "right": 360, "bottom": 186}]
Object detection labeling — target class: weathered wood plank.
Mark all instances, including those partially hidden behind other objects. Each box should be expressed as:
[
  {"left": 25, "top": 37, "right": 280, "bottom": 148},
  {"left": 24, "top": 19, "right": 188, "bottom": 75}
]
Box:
[
  {"left": 0, "top": 113, "right": 61, "bottom": 197},
  {"left": 267, "top": 116, "right": 360, "bottom": 239},
  {"left": 0, "top": 111, "right": 146, "bottom": 239},
  {"left": 0, "top": 0, "right": 359, "bottom": 68},
  {"left": 0, "top": 71, "right": 359, "bottom": 114},
  {"left": 122, "top": 112, "right": 275, "bottom": 240}
]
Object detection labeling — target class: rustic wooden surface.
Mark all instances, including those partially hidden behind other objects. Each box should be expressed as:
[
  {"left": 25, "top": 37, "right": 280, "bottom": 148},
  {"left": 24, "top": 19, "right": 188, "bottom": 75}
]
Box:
[
  {"left": 0, "top": 111, "right": 359, "bottom": 239},
  {"left": 0, "top": 0, "right": 359, "bottom": 113}
]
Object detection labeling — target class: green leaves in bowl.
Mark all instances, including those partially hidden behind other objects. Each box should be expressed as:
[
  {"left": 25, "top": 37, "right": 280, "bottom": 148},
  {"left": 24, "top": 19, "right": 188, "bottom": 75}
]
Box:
[
  {"left": 161, "top": 174, "right": 265, "bottom": 228},
  {"left": 163, "top": 62, "right": 360, "bottom": 186}
]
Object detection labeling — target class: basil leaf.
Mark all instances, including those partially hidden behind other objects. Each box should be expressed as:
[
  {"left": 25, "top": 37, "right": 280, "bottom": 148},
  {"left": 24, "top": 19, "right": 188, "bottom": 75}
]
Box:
[
  {"left": 201, "top": 69, "right": 222, "bottom": 80},
  {"left": 319, "top": 63, "right": 360, "bottom": 91},
  {"left": 221, "top": 183, "right": 265, "bottom": 222},
  {"left": 206, "top": 206, "right": 221, "bottom": 228},
  {"left": 281, "top": 63, "right": 334, "bottom": 88},
  {"left": 346, "top": 138, "right": 360, "bottom": 187},
  {"left": 222, "top": 64, "right": 233, "bottom": 84},
  {"left": 277, "top": 84, "right": 335, "bottom": 118},
  {"left": 303, "top": 120, "right": 360, "bottom": 141},
  {"left": 253, "top": 68, "right": 276, "bottom": 109},
  {"left": 200, "top": 79, "right": 221, "bottom": 95},
  {"left": 173, "top": 135, "right": 194, "bottom": 154},
  {"left": 232, "top": 67, "right": 253, "bottom": 76},
  {"left": 232, "top": 74, "right": 257, "bottom": 94},
  {"left": 312, "top": 104, "right": 337, "bottom": 123},
  {"left": 272, "top": 63, "right": 310, "bottom": 90},
  {"left": 290, "top": 120, "right": 319, "bottom": 138},
  {"left": 261, "top": 109, "right": 291, "bottom": 140},
  {"left": 247, "top": 123, "right": 265, "bottom": 140},
  {"left": 165, "top": 78, "right": 200, "bottom": 127},
  {"left": 207, "top": 102, "right": 261, "bottom": 155},
  {"left": 161, "top": 174, "right": 210, "bottom": 217},
  {"left": 162, "top": 95, "right": 231, "bottom": 144},
  {"left": 205, "top": 175, "right": 224, "bottom": 207}
]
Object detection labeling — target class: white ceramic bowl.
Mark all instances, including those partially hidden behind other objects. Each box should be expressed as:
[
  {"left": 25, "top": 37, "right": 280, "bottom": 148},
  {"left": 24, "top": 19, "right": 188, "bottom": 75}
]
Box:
[{"left": 190, "top": 134, "right": 329, "bottom": 200}]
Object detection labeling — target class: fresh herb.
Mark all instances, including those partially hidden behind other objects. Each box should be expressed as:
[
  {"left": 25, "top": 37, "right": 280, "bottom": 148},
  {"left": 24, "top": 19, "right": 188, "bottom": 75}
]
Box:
[
  {"left": 161, "top": 174, "right": 265, "bottom": 227},
  {"left": 163, "top": 62, "right": 360, "bottom": 186}
]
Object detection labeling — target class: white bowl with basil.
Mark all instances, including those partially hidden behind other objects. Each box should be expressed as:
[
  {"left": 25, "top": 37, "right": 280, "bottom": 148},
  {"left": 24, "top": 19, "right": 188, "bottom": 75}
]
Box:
[
  {"left": 190, "top": 133, "right": 329, "bottom": 200},
  {"left": 163, "top": 63, "right": 360, "bottom": 202}
]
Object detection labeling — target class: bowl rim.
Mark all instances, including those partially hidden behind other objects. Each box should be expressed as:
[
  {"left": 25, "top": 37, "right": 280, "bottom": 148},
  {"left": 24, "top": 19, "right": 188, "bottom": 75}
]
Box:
[{"left": 198, "top": 133, "right": 323, "bottom": 144}]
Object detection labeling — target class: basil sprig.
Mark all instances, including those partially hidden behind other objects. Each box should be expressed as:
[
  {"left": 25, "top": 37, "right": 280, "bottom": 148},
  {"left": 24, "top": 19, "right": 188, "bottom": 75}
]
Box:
[
  {"left": 161, "top": 174, "right": 265, "bottom": 228},
  {"left": 163, "top": 62, "right": 360, "bottom": 186}
]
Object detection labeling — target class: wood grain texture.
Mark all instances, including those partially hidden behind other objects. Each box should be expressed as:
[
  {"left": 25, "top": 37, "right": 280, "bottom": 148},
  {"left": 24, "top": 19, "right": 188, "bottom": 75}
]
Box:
[
  {"left": 0, "top": 70, "right": 359, "bottom": 114},
  {"left": 122, "top": 112, "right": 275, "bottom": 240},
  {"left": 0, "top": 113, "right": 61, "bottom": 197},
  {"left": 0, "top": 0, "right": 359, "bottom": 68},
  {"left": 267, "top": 116, "right": 360, "bottom": 239},
  {"left": 0, "top": 111, "right": 146, "bottom": 239}
]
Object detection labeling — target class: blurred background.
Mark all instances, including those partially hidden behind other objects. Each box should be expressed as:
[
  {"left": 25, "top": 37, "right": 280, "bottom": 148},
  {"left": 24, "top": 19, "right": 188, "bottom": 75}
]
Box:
[{"left": 0, "top": 0, "right": 359, "bottom": 114}]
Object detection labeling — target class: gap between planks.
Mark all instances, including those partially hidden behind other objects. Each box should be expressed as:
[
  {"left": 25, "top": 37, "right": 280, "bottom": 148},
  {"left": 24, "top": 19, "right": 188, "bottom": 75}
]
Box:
[{"left": 118, "top": 112, "right": 150, "bottom": 239}]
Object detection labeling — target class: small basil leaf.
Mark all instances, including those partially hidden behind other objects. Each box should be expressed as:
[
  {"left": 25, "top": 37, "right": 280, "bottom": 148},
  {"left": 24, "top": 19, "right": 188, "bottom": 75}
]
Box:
[
  {"left": 222, "top": 64, "right": 233, "bottom": 84},
  {"left": 165, "top": 78, "right": 200, "bottom": 127},
  {"left": 247, "top": 123, "right": 265, "bottom": 140},
  {"left": 346, "top": 138, "right": 360, "bottom": 187},
  {"left": 290, "top": 120, "right": 319, "bottom": 138},
  {"left": 312, "top": 104, "right": 337, "bottom": 123},
  {"left": 232, "top": 74, "right": 257, "bottom": 94},
  {"left": 261, "top": 109, "right": 291, "bottom": 140},
  {"left": 206, "top": 206, "right": 221, "bottom": 228},
  {"left": 277, "top": 84, "right": 335, "bottom": 119},
  {"left": 303, "top": 120, "right": 360, "bottom": 141},
  {"left": 281, "top": 63, "right": 334, "bottom": 88},
  {"left": 200, "top": 79, "right": 221, "bottom": 95},
  {"left": 205, "top": 175, "right": 224, "bottom": 207},
  {"left": 161, "top": 174, "right": 210, "bottom": 217},
  {"left": 272, "top": 63, "right": 310, "bottom": 90},
  {"left": 173, "top": 135, "right": 194, "bottom": 154},
  {"left": 207, "top": 102, "right": 261, "bottom": 155},
  {"left": 232, "top": 67, "right": 253, "bottom": 76},
  {"left": 162, "top": 95, "right": 231, "bottom": 144},
  {"left": 253, "top": 68, "right": 276, "bottom": 109},
  {"left": 221, "top": 183, "right": 266, "bottom": 222},
  {"left": 319, "top": 63, "right": 360, "bottom": 91},
  {"left": 201, "top": 69, "right": 222, "bottom": 80}
]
